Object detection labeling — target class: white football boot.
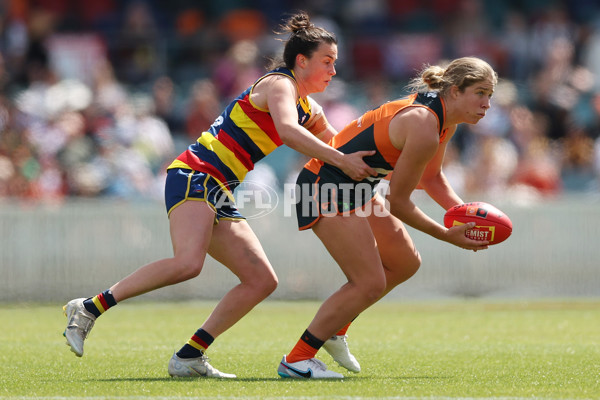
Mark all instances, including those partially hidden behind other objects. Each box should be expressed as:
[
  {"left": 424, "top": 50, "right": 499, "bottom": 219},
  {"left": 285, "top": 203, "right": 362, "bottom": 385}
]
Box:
[
  {"left": 168, "top": 353, "right": 236, "bottom": 378},
  {"left": 277, "top": 355, "right": 344, "bottom": 379},
  {"left": 63, "top": 298, "right": 96, "bottom": 357},
  {"left": 322, "top": 335, "right": 361, "bottom": 372}
]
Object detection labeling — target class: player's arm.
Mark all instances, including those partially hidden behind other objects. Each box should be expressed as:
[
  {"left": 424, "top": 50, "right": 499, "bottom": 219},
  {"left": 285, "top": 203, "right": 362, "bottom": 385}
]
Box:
[
  {"left": 265, "top": 76, "right": 376, "bottom": 180},
  {"left": 387, "top": 108, "right": 447, "bottom": 240},
  {"left": 304, "top": 97, "right": 337, "bottom": 143},
  {"left": 387, "top": 110, "right": 486, "bottom": 250},
  {"left": 417, "top": 125, "right": 464, "bottom": 210},
  {"left": 316, "top": 123, "right": 338, "bottom": 143}
]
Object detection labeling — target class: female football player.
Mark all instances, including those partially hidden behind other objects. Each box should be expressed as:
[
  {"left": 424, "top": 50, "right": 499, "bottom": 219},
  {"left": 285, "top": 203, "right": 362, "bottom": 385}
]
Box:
[{"left": 278, "top": 56, "right": 496, "bottom": 379}]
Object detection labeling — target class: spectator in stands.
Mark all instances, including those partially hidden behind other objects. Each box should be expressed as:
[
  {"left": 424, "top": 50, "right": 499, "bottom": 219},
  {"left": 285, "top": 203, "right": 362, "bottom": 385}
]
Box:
[
  {"left": 2, "top": 2, "right": 600, "bottom": 201},
  {"left": 111, "top": 1, "right": 161, "bottom": 85},
  {"left": 184, "top": 78, "right": 222, "bottom": 142}
]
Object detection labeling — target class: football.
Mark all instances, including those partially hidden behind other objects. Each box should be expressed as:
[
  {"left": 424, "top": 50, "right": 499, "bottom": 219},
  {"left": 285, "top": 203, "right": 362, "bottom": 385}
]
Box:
[{"left": 443, "top": 202, "right": 513, "bottom": 245}]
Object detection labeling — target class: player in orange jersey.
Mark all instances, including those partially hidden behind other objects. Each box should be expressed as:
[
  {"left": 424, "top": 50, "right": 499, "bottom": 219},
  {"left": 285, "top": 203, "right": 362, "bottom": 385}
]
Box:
[
  {"left": 278, "top": 57, "right": 496, "bottom": 379},
  {"left": 62, "top": 12, "right": 376, "bottom": 379}
]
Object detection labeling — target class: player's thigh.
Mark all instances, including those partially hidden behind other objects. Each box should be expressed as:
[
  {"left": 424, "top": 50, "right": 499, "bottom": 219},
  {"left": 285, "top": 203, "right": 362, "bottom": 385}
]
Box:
[
  {"left": 312, "top": 214, "right": 385, "bottom": 286},
  {"left": 169, "top": 200, "right": 216, "bottom": 261},
  {"left": 208, "top": 219, "right": 276, "bottom": 283},
  {"left": 367, "top": 197, "right": 421, "bottom": 273}
]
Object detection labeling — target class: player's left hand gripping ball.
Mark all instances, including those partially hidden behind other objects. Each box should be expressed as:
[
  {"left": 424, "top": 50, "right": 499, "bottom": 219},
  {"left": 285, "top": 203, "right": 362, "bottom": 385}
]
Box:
[{"left": 444, "top": 202, "right": 513, "bottom": 245}]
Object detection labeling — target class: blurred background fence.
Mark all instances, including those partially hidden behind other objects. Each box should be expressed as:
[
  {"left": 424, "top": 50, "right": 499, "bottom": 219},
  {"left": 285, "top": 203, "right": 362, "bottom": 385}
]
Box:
[{"left": 1, "top": 195, "right": 598, "bottom": 303}]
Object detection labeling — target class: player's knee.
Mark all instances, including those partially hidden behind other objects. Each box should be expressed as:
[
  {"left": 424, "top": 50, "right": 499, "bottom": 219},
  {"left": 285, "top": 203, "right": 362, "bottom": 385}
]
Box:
[
  {"left": 387, "top": 251, "right": 421, "bottom": 287},
  {"left": 259, "top": 273, "right": 278, "bottom": 297},
  {"left": 246, "top": 269, "right": 278, "bottom": 298},
  {"left": 173, "top": 257, "right": 204, "bottom": 281},
  {"left": 365, "top": 284, "right": 386, "bottom": 305},
  {"left": 357, "top": 275, "right": 386, "bottom": 304},
  {"left": 407, "top": 251, "right": 422, "bottom": 277}
]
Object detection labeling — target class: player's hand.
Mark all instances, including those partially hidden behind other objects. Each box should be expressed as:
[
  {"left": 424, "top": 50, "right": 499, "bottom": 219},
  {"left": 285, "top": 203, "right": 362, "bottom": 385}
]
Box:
[
  {"left": 445, "top": 222, "right": 489, "bottom": 251},
  {"left": 339, "top": 150, "right": 377, "bottom": 181}
]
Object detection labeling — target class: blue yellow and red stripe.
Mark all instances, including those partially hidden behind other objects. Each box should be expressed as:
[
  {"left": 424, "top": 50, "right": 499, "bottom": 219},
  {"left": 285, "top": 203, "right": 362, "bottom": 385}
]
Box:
[{"left": 167, "top": 67, "right": 313, "bottom": 190}]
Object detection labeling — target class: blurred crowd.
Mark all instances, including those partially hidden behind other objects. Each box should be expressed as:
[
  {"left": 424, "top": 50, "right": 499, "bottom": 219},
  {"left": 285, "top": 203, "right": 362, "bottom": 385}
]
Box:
[{"left": 2, "top": 0, "right": 600, "bottom": 204}]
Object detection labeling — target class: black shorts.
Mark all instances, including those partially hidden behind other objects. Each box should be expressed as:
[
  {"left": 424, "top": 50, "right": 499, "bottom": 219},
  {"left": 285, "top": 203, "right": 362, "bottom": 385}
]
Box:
[{"left": 294, "top": 167, "right": 377, "bottom": 230}]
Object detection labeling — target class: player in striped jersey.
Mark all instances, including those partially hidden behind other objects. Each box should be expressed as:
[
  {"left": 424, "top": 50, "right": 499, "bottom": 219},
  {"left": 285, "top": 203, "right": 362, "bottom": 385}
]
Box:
[
  {"left": 62, "top": 12, "right": 375, "bottom": 379},
  {"left": 279, "top": 57, "right": 496, "bottom": 379}
]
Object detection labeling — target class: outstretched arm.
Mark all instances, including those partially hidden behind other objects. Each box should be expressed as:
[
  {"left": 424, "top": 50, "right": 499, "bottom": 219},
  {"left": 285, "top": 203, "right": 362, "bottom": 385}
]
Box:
[
  {"left": 417, "top": 125, "right": 464, "bottom": 210},
  {"left": 265, "top": 76, "right": 376, "bottom": 181},
  {"left": 386, "top": 109, "right": 487, "bottom": 250}
]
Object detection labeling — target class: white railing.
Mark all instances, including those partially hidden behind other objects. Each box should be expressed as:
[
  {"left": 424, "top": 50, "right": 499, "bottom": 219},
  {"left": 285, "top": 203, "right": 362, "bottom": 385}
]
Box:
[{"left": 1, "top": 196, "right": 598, "bottom": 302}]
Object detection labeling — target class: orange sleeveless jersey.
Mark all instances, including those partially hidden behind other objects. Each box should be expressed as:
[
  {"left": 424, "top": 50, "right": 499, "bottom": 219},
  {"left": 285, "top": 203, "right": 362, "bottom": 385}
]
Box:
[
  {"left": 294, "top": 92, "right": 448, "bottom": 230},
  {"left": 304, "top": 92, "right": 448, "bottom": 181}
]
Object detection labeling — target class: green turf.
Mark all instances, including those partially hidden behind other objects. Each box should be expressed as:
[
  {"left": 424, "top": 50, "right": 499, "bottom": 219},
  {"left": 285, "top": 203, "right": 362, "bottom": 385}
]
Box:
[{"left": 0, "top": 299, "right": 598, "bottom": 399}]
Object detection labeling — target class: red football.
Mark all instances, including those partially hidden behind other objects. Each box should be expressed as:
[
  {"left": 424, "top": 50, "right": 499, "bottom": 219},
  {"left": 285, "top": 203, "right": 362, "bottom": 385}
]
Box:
[{"left": 443, "top": 202, "right": 513, "bottom": 245}]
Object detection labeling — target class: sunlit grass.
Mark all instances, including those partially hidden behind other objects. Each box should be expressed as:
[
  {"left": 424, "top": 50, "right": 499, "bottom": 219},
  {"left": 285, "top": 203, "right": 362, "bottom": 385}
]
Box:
[{"left": 0, "top": 299, "right": 598, "bottom": 399}]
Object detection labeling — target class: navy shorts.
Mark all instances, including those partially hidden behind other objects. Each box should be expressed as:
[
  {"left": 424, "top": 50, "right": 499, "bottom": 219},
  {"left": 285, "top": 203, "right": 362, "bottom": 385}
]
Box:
[{"left": 165, "top": 168, "right": 244, "bottom": 222}]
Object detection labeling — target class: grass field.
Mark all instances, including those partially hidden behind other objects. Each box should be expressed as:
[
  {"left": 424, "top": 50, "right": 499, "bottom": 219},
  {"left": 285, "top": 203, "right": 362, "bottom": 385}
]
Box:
[{"left": 0, "top": 299, "right": 598, "bottom": 399}]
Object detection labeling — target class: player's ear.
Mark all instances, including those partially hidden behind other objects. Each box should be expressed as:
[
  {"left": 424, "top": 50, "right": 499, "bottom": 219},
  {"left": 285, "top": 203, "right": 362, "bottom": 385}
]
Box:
[
  {"left": 450, "top": 85, "right": 460, "bottom": 99},
  {"left": 296, "top": 54, "right": 306, "bottom": 68}
]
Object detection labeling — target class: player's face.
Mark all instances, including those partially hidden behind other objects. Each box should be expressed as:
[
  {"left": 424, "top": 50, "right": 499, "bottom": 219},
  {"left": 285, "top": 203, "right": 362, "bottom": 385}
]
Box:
[
  {"left": 300, "top": 42, "right": 337, "bottom": 94},
  {"left": 458, "top": 78, "right": 495, "bottom": 124}
]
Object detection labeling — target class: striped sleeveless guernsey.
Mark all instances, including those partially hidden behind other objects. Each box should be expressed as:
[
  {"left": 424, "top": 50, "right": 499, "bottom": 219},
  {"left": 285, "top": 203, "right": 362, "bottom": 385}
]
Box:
[{"left": 167, "top": 67, "right": 315, "bottom": 191}]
